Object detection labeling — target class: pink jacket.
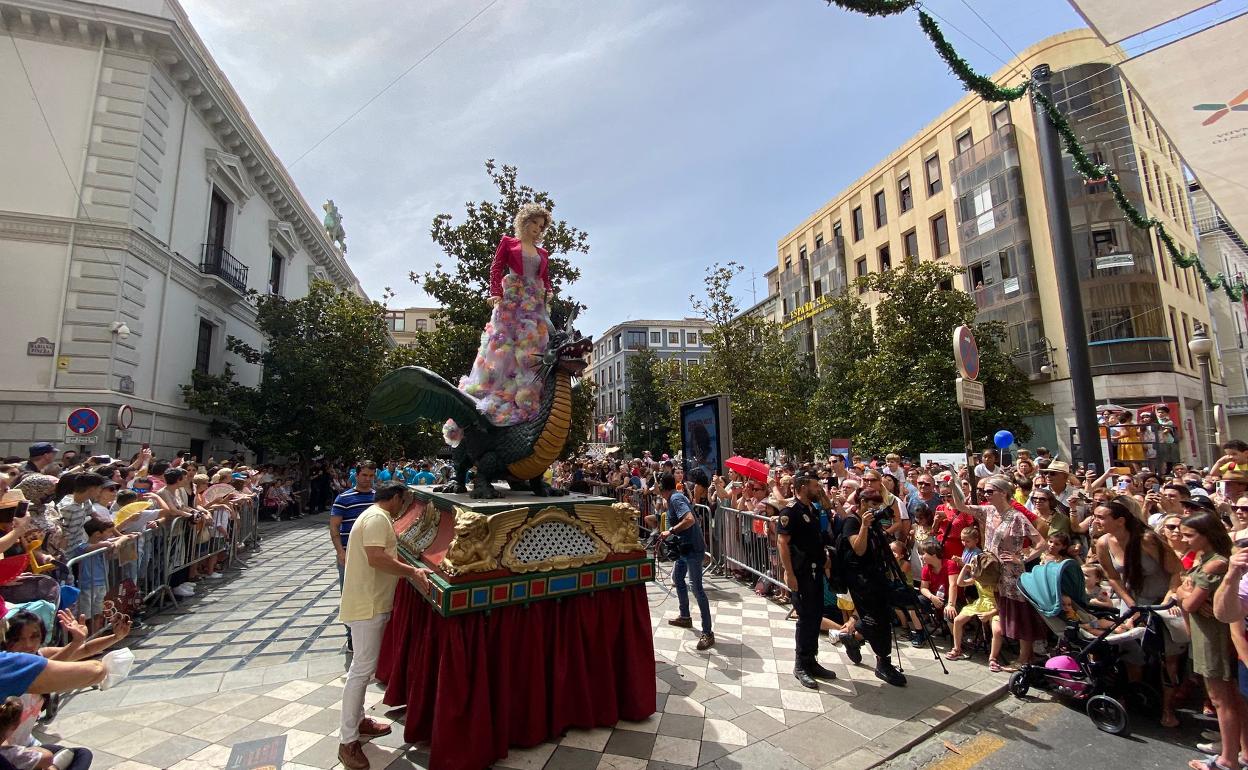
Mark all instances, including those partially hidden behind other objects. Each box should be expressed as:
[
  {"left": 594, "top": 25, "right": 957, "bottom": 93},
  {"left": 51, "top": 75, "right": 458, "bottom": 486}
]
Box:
[{"left": 490, "top": 236, "right": 552, "bottom": 297}]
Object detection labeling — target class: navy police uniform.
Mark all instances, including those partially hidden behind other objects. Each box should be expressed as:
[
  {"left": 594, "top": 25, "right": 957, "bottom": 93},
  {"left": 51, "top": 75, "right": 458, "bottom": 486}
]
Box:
[{"left": 777, "top": 498, "right": 828, "bottom": 674}]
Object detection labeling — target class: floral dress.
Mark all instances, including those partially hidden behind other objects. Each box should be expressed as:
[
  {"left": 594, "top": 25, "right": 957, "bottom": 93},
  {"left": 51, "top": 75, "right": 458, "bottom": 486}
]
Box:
[{"left": 455, "top": 249, "right": 550, "bottom": 428}]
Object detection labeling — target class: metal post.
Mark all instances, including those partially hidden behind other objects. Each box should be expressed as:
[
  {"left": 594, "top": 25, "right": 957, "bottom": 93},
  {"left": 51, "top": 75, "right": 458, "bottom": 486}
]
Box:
[{"left": 1031, "top": 65, "right": 1102, "bottom": 471}]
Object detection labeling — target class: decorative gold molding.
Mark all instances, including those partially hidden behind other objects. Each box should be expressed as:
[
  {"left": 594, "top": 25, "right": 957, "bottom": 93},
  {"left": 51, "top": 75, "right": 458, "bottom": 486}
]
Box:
[
  {"left": 398, "top": 501, "right": 442, "bottom": 557},
  {"left": 575, "top": 502, "right": 644, "bottom": 553},
  {"left": 501, "top": 506, "right": 609, "bottom": 574}
]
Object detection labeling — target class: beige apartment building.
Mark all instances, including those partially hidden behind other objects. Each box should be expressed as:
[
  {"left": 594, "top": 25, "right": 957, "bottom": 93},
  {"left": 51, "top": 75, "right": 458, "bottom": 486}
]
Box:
[
  {"left": 776, "top": 29, "right": 1218, "bottom": 462},
  {"left": 385, "top": 306, "right": 440, "bottom": 347}
]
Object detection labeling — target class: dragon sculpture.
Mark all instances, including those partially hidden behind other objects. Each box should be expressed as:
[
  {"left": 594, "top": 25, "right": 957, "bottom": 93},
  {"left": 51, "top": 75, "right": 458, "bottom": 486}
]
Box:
[{"left": 365, "top": 310, "right": 592, "bottom": 499}]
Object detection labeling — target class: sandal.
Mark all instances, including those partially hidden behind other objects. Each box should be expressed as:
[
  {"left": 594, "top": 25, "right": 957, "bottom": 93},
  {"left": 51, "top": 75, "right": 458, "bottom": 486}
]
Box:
[
  {"left": 945, "top": 650, "right": 970, "bottom": 661},
  {"left": 989, "top": 658, "right": 1003, "bottom": 673},
  {"left": 1188, "top": 758, "right": 1233, "bottom": 770}
]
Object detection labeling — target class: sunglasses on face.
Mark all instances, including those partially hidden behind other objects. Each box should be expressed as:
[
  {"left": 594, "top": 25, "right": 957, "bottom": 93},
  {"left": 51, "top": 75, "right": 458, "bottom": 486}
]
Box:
[
  {"left": 1163, "top": 524, "right": 1180, "bottom": 530},
  {"left": 918, "top": 481, "right": 934, "bottom": 487},
  {"left": 1234, "top": 505, "right": 1248, "bottom": 513}
]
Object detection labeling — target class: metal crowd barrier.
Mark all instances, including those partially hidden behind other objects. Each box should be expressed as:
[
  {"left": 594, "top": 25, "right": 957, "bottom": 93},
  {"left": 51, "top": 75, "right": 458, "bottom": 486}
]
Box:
[
  {"left": 713, "top": 505, "right": 785, "bottom": 591},
  {"left": 50, "top": 497, "right": 264, "bottom": 641}
]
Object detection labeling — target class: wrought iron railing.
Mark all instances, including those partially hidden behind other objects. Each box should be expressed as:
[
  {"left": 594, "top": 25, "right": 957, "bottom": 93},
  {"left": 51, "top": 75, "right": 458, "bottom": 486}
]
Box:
[{"left": 200, "top": 243, "right": 249, "bottom": 293}]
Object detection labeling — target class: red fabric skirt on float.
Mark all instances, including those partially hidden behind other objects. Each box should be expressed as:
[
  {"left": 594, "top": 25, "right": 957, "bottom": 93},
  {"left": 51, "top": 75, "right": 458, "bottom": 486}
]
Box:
[{"left": 375, "top": 579, "right": 657, "bottom": 770}]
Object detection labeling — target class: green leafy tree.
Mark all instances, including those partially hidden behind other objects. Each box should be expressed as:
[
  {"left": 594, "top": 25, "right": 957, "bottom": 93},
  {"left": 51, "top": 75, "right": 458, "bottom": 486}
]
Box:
[
  {"left": 812, "top": 260, "right": 1047, "bottom": 456},
  {"left": 407, "top": 160, "right": 594, "bottom": 459},
  {"left": 620, "top": 349, "right": 671, "bottom": 458},
  {"left": 182, "top": 280, "right": 397, "bottom": 465},
  {"left": 660, "top": 262, "right": 816, "bottom": 458}
]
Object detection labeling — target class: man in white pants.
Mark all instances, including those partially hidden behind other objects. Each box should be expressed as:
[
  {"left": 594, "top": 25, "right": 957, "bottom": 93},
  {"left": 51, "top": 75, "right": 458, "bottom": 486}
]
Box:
[{"left": 338, "top": 483, "right": 430, "bottom": 770}]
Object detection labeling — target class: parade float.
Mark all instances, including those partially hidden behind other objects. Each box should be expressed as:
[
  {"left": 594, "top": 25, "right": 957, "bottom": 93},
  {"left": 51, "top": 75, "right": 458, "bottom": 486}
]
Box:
[{"left": 364, "top": 210, "right": 655, "bottom": 770}]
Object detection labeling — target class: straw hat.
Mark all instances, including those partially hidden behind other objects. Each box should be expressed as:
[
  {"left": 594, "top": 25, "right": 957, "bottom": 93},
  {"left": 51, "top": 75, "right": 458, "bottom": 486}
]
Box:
[{"left": 0, "top": 490, "right": 27, "bottom": 509}]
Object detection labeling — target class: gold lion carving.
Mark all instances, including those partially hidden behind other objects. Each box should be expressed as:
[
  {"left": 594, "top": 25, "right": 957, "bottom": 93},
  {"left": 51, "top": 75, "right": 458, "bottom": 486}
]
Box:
[
  {"left": 441, "top": 506, "right": 530, "bottom": 576},
  {"left": 576, "top": 503, "right": 645, "bottom": 553}
]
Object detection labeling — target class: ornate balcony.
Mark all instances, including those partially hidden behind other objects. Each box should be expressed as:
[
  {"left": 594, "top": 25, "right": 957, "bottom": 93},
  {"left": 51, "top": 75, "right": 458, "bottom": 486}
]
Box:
[{"left": 200, "top": 243, "right": 249, "bottom": 294}]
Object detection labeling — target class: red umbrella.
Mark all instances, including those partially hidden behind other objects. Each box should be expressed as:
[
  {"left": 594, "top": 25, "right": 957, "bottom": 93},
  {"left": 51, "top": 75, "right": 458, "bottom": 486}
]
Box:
[{"left": 725, "top": 455, "right": 769, "bottom": 483}]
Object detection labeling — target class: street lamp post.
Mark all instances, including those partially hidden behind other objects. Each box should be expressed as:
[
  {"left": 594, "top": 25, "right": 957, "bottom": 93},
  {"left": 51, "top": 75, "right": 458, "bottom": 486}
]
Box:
[{"left": 1188, "top": 322, "right": 1219, "bottom": 469}]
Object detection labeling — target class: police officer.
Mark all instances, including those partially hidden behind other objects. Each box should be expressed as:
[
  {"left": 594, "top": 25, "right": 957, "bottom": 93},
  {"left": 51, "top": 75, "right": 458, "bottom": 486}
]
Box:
[{"left": 776, "top": 473, "right": 837, "bottom": 689}]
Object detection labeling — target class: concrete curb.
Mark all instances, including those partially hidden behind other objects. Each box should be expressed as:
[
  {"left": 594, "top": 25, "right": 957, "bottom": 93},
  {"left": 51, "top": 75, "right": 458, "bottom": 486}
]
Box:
[{"left": 865, "top": 681, "right": 1010, "bottom": 767}]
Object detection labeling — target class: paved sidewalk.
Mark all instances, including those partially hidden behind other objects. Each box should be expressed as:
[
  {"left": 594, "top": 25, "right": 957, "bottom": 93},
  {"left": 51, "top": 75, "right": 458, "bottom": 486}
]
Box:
[{"left": 39, "top": 519, "right": 1008, "bottom": 770}]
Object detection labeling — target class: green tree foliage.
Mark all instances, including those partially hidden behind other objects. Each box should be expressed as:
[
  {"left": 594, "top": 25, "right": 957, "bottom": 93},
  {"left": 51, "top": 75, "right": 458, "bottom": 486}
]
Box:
[
  {"left": 659, "top": 263, "right": 816, "bottom": 459},
  {"left": 620, "top": 349, "right": 672, "bottom": 458},
  {"left": 812, "top": 260, "right": 1047, "bottom": 456},
  {"left": 407, "top": 160, "right": 594, "bottom": 459},
  {"left": 182, "top": 280, "right": 403, "bottom": 463}
]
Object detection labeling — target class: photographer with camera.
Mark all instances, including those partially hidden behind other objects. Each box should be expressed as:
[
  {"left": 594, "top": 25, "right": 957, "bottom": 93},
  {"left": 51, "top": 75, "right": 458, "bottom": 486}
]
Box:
[
  {"left": 777, "top": 474, "right": 837, "bottom": 689},
  {"left": 834, "top": 487, "right": 907, "bottom": 687},
  {"left": 659, "top": 473, "right": 714, "bottom": 651}
]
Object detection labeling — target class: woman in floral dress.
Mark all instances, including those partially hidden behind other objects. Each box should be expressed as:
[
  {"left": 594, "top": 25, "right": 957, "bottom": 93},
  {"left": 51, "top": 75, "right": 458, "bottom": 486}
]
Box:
[{"left": 445, "top": 204, "right": 553, "bottom": 444}]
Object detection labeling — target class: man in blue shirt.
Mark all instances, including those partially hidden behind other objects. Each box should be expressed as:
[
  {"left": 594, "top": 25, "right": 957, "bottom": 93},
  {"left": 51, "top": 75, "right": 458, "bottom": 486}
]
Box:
[
  {"left": 330, "top": 461, "right": 377, "bottom": 652},
  {"left": 659, "top": 473, "right": 714, "bottom": 650},
  {"left": 412, "top": 461, "right": 437, "bottom": 486}
]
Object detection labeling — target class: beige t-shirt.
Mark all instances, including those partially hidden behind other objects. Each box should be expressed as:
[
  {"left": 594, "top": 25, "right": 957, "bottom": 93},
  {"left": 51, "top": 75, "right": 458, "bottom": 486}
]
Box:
[{"left": 338, "top": 505, "right": 401, "bottom": 623}]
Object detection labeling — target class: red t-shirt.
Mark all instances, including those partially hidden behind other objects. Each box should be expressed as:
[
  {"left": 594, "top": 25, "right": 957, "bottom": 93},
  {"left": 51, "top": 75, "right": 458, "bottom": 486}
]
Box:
[
  {"left": 921, "top": 558, "right": 956, "bottom": 599},
  {"left": 935, "top": 506, "right": 976, "bottom": 561}
]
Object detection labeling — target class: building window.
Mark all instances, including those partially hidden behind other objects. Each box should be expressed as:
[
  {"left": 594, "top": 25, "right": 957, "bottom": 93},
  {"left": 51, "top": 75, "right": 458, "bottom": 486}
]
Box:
[
  {"left": 1127, "top": 88, "right": 1139, "bottom": 126},
  {"left": 1166, "top": 179, "right": 1179, "bottom": 221},
  {"left": 851, "top": 206, "right": 865, "bottom": 241},
  {"left": 925, "top": 153, "right": 942, "bottom": 195},
  {"left": 415, "top": 319, "right": 427, "bottom": 331},
  {"left": 873, "top": 190, "right": 887, "bottom": 228},
  {"left": 992, "top": 106, "right": 1011, "bottom": 130},
  {"left": 898, "top": 173, "right": 913, "bottom": 213},
  {"left": 195, "top": 320, "right": 213, "bottom": 374},
  {"left": 1144, "top": 113, "right": 1154, "bottom": 142},
  {"left": 687, "top": 358, "right": 699, "bottom": 368},
  {"left": 614, "top": 333, "right": 621, "bottom": 353},
  {"left": 385, "top": 311, "right": 405, "bottom": 333},
  {"left": 1089, "top": 306, "right": 1136, "bottom": 342},
  {"left": 1182, "top": 313, "right": 1194, "bottom": 369},
  {"left": 1169, "top": 308, "right": 1181, "bottom": 367},
  {"left": 855, "top": 256, "right": 868, "bottom": 293},
  {"left": 931, "top": 212, "right": 950, "bottom": 257},
  {"left": 268, "top": 250, "right": 284, "bottom": 295},
  {"left": 1141, "top": 153, "right": 1154, "bottom": 202},
  {"left": 650, "top": 331, "right": 661, "bottom": 345},
  {"left": 903, "top": 229, "right": 919, "bottom": 261},
  {"left": 878, "top": 245, "right": 891, "bottom": 271},
  {"left": 687, "top": 331, "right": 699, "bottom": 346},
  {"left": 815, "top": 233, "right": 824, "bottom": 250},
  {"left": 625, "top": 330, "right": 647, "bottom": 349},
  {"left": 1154, "top": 164, "right": 1165, "bottom": 209},
  {"left": 668, "top": 331, "right": 679, "bottom": 345},
  {"left": 833, "top": 221, "right": 842, "bottom": 241},
  {"left": 938, "top": 278, "right": 953, "bottom": 291},
  {"left": 956, "top": 130, "right": 973, "bottom": 155}
]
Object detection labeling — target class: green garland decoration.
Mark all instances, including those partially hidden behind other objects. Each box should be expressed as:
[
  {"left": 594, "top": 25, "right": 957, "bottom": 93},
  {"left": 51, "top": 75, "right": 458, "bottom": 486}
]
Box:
[
  {"left": 918, "top": 11, "right": 1028, "bottom": 102},
  {"left": 824, "top": 0, "right": 1248, "bottom": 302},
  {"left": 825, "top": 0, "right": 915, "bottom": 17}
]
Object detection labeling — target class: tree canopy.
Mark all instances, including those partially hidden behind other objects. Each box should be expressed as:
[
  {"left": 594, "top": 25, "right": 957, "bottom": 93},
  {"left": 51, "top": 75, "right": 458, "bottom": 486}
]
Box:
[{"left": 619, "top": 349, "right": 672, "bottom": 458}]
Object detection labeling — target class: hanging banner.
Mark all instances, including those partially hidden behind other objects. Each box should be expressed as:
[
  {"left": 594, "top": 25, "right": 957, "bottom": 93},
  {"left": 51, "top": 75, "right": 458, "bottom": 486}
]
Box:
[
  {"left": 1120, "top": 14, "right": 1248, "bottom": 247},
  {"left": 1067, "top": 0, "right": 1215, "bottom": 45}
]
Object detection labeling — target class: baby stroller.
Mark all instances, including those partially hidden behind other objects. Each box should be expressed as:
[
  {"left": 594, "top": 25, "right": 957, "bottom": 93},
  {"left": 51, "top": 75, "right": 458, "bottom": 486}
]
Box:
[{"left": 1010, "top": 559, "right": 1175, "bottom": 736}]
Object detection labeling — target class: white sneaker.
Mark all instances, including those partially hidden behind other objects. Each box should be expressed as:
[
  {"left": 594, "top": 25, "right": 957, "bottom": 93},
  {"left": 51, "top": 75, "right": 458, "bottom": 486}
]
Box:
[
  {"left": 1196, "top": 740, "right": 1221, "bottom": 754},
  {"left": 173, "top": 583, "right": 195, "bottom": 598},
  {"left": 208, "top": 572, "right": 224, "bottom": 579}
]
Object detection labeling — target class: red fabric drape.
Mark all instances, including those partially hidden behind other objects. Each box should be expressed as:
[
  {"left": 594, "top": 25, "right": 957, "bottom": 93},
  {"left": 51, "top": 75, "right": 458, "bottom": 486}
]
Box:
[{"left": 376, "top": 581, "right": 656, "bottom": 770}]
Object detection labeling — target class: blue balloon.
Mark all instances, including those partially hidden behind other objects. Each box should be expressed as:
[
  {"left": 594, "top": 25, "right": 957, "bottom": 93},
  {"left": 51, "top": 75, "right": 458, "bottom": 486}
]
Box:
[{"left": 993, "top": 430, "right": 1014, "bottom": 449}]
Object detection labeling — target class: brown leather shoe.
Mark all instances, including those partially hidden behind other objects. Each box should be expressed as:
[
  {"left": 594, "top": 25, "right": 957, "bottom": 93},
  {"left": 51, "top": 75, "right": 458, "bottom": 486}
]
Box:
[
  {"left": 696, "top": 632, "right": 715, "bottom": 651},
  {"left": 338, "top": 741, "right": 369, "bottom": 770},
  {"left": 358, "top": 717, "right": 392, "bottom": 738},
  {"left": 667, "top": 616, "right": 693, "bottom": 628}
]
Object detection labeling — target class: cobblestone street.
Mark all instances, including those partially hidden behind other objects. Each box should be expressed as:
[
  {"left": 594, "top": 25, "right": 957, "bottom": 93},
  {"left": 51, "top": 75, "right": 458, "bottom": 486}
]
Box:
[{"left": 41, "top": 519, "right": 1008, "bottom": 770}]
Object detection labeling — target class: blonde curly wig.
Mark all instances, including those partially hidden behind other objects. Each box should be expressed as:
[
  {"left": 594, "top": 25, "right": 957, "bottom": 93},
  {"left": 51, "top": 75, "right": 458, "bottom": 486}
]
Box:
[{"left": 513, "top": 203, "right": 551, "bottom": 240}]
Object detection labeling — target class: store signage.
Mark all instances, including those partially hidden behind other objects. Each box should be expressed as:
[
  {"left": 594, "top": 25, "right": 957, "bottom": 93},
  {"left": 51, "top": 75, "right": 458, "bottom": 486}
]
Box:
[
  {"left": 1003, "top": 277, "right": 1020, "bottom": 295},
  {"left": 782, "top": 294, "right": 834, "bottom": 329},
  {"left": 26, "top": 337, "right": 54, "bottom": 356}
]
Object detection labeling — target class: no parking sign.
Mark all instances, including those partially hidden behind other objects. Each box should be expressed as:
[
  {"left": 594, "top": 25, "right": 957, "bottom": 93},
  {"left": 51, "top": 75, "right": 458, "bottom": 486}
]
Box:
[{"left": 66, "top": 407, "right": 100, "bottom": 436}]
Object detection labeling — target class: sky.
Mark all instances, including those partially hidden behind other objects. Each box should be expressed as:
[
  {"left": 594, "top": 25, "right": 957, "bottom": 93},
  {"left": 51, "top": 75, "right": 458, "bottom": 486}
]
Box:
[{"left": 178, "top": 0, "right": 1084, "bottom": 339}]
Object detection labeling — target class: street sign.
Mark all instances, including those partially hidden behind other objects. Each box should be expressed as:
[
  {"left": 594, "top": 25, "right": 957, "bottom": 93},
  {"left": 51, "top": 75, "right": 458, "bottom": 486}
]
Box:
[
  {"left": 117, "top": 404, "right": 134, "bottom": 430},
  {"left": 953, "top": 326, "right": 980, "bottom": 381},
  {"left": 26, "top": 337, "right": 54, "bottom": 356},
  {"left": 66, "top": 407, "right": 101, "bottom": 435},
  {"left": 956, "top": 377, "right": 986, "bottom": 410},
  {"left": 64, "top": 432, "right": 99, "bottom": 446}
]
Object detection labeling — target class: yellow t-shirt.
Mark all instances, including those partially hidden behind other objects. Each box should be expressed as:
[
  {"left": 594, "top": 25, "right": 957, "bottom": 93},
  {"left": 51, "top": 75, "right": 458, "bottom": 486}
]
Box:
[{"left": 339, "top": 505, "right": 401, "bottom": 623}]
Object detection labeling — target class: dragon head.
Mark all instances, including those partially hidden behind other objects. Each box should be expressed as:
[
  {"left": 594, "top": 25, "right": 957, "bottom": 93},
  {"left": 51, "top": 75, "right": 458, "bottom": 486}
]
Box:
[{"left": 542, "top": 305, "right": 592, "bottom": 377}]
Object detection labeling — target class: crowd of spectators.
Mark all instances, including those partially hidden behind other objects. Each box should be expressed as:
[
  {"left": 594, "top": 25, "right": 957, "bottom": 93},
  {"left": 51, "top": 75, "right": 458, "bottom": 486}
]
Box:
[{"left": 554, "top": 439, "right": 1248, "bottom": 770}]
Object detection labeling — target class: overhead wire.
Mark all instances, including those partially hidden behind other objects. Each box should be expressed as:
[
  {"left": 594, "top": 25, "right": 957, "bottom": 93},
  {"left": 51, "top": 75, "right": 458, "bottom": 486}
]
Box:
[{"left": 287, "top": 0, "right": 500, "bottom": 169}]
